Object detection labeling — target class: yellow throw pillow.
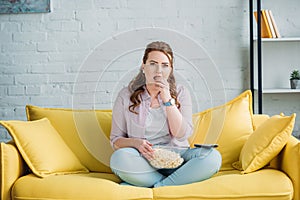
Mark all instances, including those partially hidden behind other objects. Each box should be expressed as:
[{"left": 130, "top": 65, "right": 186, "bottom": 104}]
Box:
[
  {"left": 239, "top": 113, "right": 296, "bottom": 174},
  {"left": 0, "top": 118, "right": 88, "bottom": 178},
  {"left": 252, "top": 114, "right": 270, "bottom": 130},
  {"left": 189, "top": 90, "right": 254, "bottom": 170},
  {"left": 26, "top": 105, "right": 113, "bottom": 173}
]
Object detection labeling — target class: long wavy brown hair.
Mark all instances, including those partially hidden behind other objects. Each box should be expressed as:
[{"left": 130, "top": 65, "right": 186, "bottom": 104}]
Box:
[{"left": 128, "top": 41, "right": 180, "bottom": 114}]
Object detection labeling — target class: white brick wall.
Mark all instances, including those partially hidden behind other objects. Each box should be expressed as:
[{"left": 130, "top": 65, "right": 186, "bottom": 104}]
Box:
[{"left": 0, "top": 0, "right": 299, "bottom": 142}]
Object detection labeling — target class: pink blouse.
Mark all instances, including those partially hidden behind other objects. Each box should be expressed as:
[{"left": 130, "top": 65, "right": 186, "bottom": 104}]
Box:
[{"left": 110, "top": 84, "right": 193, "bottom": 149}]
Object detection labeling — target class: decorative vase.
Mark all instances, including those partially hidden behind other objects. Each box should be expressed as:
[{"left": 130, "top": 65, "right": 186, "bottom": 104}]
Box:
[{"left": 290, "top": 79, "right": 299, "bottom": 89}]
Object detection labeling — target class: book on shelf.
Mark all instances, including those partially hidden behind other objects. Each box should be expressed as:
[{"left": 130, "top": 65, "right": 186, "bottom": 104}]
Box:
[
  {"left": 268, "top": 10, "right": 281, "bottom": 38},
  {"left": 254, "top": 10, "right": 272, "bottom": 38},
  {"left": 254, "top": 9, "right": 281, "bottom": 38},
  {"left": 264, "top": 10, "right": 276, "bottom": 38}
]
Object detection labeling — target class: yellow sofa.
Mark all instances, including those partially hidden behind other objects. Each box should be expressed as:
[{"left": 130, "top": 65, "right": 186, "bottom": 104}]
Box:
[{"left": 1, "top": 91, "right": 299, "bottom": 200}]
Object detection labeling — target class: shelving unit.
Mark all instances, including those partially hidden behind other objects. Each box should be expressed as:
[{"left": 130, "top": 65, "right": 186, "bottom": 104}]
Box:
[{"left": 249, "top": 0, "right": 300, "bottom": 114}]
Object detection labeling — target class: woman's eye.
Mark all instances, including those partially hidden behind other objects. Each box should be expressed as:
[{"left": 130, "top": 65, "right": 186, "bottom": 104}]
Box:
[{"left": 162, "top": 65, "right": 169, "bottom": 68}]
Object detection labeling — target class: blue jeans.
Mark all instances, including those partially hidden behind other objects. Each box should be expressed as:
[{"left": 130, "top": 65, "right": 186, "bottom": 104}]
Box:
[{"left": 110, "top": 147, "right": 222, "bottom": 187}]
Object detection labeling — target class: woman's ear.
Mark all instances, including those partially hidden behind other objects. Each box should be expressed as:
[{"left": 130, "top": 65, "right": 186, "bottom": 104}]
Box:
[{"left": 141, "top": 64, "right": 145, "bottom": 73}]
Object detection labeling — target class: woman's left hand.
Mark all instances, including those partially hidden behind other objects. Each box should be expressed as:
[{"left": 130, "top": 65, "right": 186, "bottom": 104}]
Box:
[{"left": 153, "top": 76, "right": 171, "bottom": 102}]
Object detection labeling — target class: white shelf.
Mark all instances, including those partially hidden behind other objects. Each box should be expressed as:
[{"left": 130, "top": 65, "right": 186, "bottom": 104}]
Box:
[
  {"left": 255, "top": 88, "right": 300, "bottom": 94},
  {"left": 254, "top": 37, "right": 300, "bottom": 42}
]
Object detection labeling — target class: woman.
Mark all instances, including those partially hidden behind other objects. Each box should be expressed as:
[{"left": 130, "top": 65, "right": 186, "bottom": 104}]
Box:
[{"left": 110, "top": 41, "right": 221, "bottom": 187}]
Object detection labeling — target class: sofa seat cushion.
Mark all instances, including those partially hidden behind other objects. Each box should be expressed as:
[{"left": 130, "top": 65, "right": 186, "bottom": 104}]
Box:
[
  {"left": 12, "top": 170, "right": 292, "bottom": 200},
  {"left": 12, "top": 173, "right": 153, "bottom": 200},
  {"left": 153, "top": 169, "right": 293, "bottom": 200}
]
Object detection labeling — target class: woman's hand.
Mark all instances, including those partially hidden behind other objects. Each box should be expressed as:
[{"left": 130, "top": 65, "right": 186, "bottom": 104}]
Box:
[
  {"left": 134, "top": 138, "right": 154, "bottom": 160},
  {"left": 153, "top": 76, "right": 171, "bottom": 102}
]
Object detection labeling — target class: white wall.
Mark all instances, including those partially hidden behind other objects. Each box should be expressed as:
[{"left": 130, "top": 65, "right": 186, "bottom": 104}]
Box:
[{"left": 0, "top": 0, "right": 299, "bottom": 141}]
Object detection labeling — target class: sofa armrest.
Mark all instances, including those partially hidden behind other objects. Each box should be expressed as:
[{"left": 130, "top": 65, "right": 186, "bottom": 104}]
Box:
[
  {"left": 1, "top": 141, "right": 27, "bottom": 200},
  {"left": 270, "top": 136, "right": 300, "bottom": 200}
]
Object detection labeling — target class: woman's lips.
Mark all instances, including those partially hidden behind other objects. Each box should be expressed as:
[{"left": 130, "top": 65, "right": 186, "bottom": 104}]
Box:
[{"left": 153, "top": 76, "right": 162, "bottom": 81}]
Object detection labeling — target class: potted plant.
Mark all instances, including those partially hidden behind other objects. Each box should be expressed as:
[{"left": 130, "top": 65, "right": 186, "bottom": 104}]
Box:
[{"left": 290, "top": 69, "right": 300, "bottom": 89}]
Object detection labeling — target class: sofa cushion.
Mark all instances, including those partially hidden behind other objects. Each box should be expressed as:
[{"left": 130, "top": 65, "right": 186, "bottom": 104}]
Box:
[
  {"left": 26, "top": 105, "right": 113, "bottom": 173},
  {"left": 189, "top": 90, "right": 254, "bottom": 170},
  {"left": 238, "top": 113, "right": 296, "bottom": 174},
  {"left": 0, "top": 118, "right": 88, "bottom": 178},
  {"left": 12, "top": 173, "right": 153, "bottom": 200},
  {"left": 11, "top": 170, "right": 292, "bottom": 200},
  {"left": 153, "top": 169, "right": 293, "bottom": 200}
]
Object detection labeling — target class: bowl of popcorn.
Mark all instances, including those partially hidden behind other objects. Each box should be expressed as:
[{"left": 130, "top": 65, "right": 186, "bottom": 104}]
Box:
[{"left": 148, "top": 146, "right": 185, "bottom": 169}]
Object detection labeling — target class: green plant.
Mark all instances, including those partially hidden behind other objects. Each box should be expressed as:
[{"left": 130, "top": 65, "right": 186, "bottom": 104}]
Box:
[{"left": 290, "top": 69, "right": 300, "bottom": 80}]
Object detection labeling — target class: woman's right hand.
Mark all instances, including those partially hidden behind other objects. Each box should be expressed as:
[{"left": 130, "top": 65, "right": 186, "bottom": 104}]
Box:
[{"left": 134, "top": 139, "right": 154, "bottom": 160}]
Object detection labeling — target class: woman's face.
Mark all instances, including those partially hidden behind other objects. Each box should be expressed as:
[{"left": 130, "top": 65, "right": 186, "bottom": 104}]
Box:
[{"left": 143, "top": 51, "right": 172, "bottom": 85}]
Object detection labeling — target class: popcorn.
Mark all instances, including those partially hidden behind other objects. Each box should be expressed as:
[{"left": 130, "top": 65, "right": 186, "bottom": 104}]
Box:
[{"left": 149, "top": 148, "right": 184, "bottom": 169}]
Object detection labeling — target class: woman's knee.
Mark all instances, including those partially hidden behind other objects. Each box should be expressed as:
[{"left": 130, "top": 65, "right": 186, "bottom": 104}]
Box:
[
  {"left": 193, "top": 149, "right": 222, "bottom": 180},
  {"left": 206, "top": 149, "right": 222, "bottom": 172},
  {"left": 110, "top": 148, "right": 164, "bottom": 187},
  {"left": 110, "top": 147, "right": 155, "bottom": 174},
  {"left": 111, "top": 148, "right": 139, "bottom": 161},
  {"left": 110, "top": 148, "right": 139, "bottom": 170}
]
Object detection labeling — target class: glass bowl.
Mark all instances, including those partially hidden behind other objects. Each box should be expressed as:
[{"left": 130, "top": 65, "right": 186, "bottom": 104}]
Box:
[{"left": 149, "top": 145, "right": 187, "bottom": 169}]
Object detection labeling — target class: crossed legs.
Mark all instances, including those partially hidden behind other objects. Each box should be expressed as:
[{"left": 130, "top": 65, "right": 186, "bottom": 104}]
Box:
[{"left": 110, "top": 147, "right": 222, "bottom": 187}]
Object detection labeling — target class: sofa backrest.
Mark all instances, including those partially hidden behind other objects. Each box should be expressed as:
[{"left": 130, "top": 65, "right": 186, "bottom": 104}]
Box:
[{"left": 25, "top": 103, "right": 271, "bottom": 173}]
